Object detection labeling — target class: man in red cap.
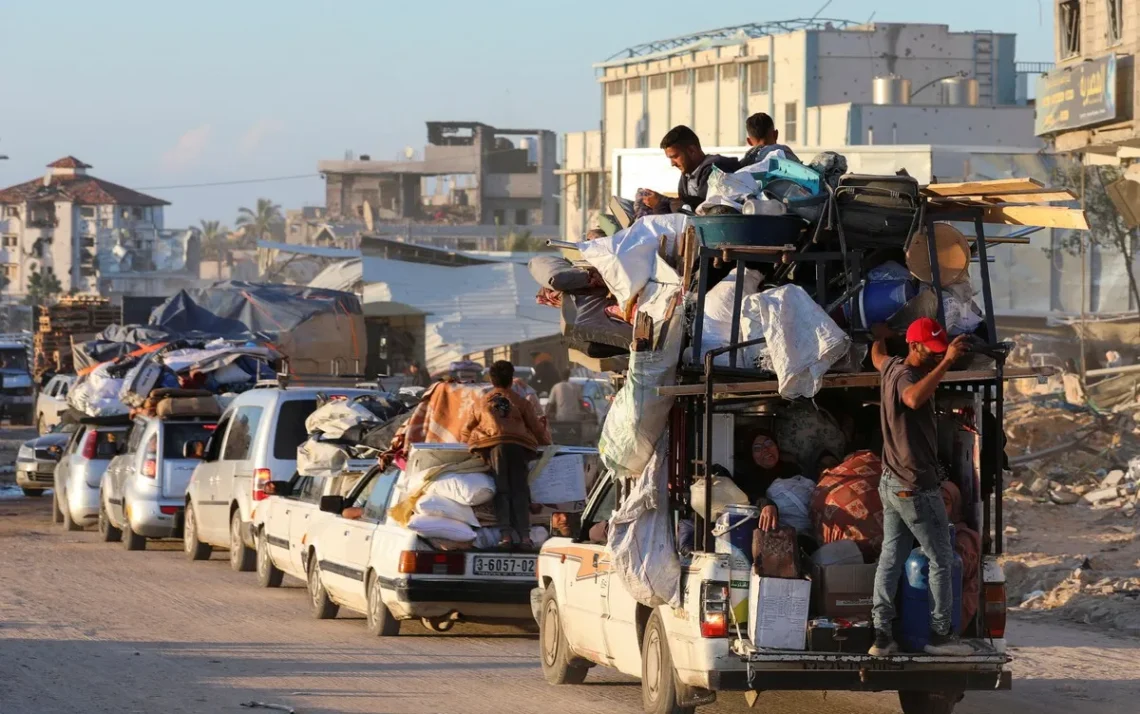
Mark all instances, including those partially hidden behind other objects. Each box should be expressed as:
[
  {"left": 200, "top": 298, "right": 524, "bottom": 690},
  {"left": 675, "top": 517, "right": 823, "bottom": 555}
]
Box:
[{"left": 868, "top": 317, "right": 972, "bottom": 657}]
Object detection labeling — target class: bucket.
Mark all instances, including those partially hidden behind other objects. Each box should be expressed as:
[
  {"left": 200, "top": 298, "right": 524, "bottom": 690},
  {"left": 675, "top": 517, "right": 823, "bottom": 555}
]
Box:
[
  {"left": 713, "top": 504, "right": 760, "bottom": 625},
  {"left": 691, "top": 214, "right": 805, "bottom": 248},
  {"left": 848, "top": 280, "right": 916, "bottom": 328}
]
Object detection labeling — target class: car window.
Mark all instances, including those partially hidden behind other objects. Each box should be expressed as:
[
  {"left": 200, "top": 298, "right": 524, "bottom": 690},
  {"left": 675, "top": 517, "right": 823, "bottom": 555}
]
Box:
[
  {"left": 59, "top": 381, "right": 69, "bottom": 397},
  {"left": 223, "top": 406, "right": 264, "bottom": 461},
  {"left": 361, "top": 471, "right": 399, "bottom": 522},
  {"left": 584, "top": 476, "right": 618, "bottom": 532},
  {"left": 163, "top": 423, "right": 216, "bottom": 459},
  {"left": 205, "top": 414, "right": 231, "bottom": 461},
  {"left": 95, "top": 429, "right": 124, "bottom": 459},
  {"left": 272, "top": 399, "right": 318, "bottom": 460},
  {"left": 126, "top": 422, "right": 146, "bottom": 453},
  {"left": 294, "top": 476, "right": 323, "bottom": 504}
]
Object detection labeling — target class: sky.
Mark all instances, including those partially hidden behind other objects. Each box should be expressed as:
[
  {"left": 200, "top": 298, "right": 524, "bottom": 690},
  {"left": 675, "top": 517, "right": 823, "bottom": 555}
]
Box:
[{"left": 0, "top": 0, "right": 1056, "bottom": 227}]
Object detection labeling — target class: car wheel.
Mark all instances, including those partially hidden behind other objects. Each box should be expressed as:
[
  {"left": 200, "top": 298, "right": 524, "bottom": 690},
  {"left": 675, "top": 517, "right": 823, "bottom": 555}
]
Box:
[
  {"left": 256, "top": 530, "right": 284, "bottom": 588},
  {"left": 229, "top": 510, "right": 256, "bottom": 572},
  {"left": 60, "top": 489, "right": 82, "bottom": 532},
  {"left": 183, "top": 503, "right": 212, "bottom": 561},
  {"left": 51, "top": 489, "right": 64, "bottom": 524},
  {"left": 540, "top": 586, "right": 588, "bottom": 685},
  {"left": 366, "top": 571, "right": 400, "bottom": 636},
  {"left": 21, "top": 488, "right": 44, "bottom": 498},
  {"left": 306, "top": 556, "right": 339, "bottom": 620},
  {"left": 641, "top": 611, "right": 694, "bottom": 714},
  {"left": 122, "top": 506, "right": 146, "bottom": 551},
  {"left": 98, "top": 497, "right": 122, "bottom": 543},
  {"left": 899, "top": 691, "right": 963, "bottom": 714}
]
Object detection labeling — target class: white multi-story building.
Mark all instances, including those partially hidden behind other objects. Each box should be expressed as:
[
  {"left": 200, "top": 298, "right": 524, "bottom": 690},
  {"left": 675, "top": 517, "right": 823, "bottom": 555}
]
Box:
[{"left": 0, "top": 157, "right": 171, "bottom": 296}]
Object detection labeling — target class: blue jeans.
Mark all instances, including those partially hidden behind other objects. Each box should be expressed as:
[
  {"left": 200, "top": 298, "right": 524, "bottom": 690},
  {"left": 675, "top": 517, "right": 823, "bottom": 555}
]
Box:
[{"left": 872, "top": 470, "right": 954, "bottom": 636}]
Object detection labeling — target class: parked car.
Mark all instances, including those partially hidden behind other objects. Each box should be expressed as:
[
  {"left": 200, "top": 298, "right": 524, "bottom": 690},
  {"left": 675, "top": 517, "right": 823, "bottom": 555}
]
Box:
[
  {"left": 35, "top": 374, "right": 75, "bottom": 434},
  {"left": 183, "top": 386, "right": 377, "bottom": 572},
  {"left": 571, "top": 377, "right": 614, "bottom": 428},
  {"left": 52, "top": 419, "right": 130, "bottom": 531},
  {"left": 15, "top": 424, "right": 75, "bottom": 496},
  {"left": 99, "top": 414, "right": 217, "bottom": 550}
]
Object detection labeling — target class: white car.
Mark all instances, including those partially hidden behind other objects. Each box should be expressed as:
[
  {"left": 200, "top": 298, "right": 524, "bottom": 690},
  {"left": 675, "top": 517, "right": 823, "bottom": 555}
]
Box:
[
  {"left": 183, "top": 386, "right": 378, "bottom": 571},
  {"left": 571, "top": 377, "right": 614, "bottom": 428},
  {"left": 36, "top": 374, "right": 75, "bottom": 434}
]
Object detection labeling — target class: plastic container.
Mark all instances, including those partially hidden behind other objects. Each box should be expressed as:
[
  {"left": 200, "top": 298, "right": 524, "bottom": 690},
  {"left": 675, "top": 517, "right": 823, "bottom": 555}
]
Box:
[
  {"left": 899, "top": 526, "right": 963, "bottom": 652},
  {"left": 846, "top": 279, "right": 917, "bottom": 328},
  {"left": 691, "top": 214, "right": 804, "bottom": 248},
  {"left": 713, "top": 504, "right": 760, "bottom": 624}
]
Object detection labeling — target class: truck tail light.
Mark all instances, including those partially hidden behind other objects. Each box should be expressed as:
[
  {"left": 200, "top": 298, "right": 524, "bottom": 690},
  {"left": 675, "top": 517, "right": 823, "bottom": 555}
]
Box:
[
  {"left": 81, "top": 431, "right": 99, "bottom": 460},
  {"left": 984, "top": 583, "right": 1007, "bottom": 638},
  {"left": 398, "top": 551, "right": 465, "bottom": 575},
  {"left": 699, "top": 581, "right": 730, "bottom": 638},
  {"left": 142, "top": 459, "right": 157, "bottom": 478},
  {"left": 253, "top": 468, "right": 272, "bottom": 501}
]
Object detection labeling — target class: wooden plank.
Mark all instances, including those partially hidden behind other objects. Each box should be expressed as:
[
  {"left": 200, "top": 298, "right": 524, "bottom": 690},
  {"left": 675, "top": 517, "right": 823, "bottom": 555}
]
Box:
[
  {"left": 939, "top": 190, "right": 1078, "bottom": 204},
  {"left": 657, "top": 366, "right": 1052, "bottom": 397},
  {"left": 980, "top": 205, "right": 1089, "bottom": 230},
  {"left": 923, "top": 177, "right": 1045, "bottom": 197}
]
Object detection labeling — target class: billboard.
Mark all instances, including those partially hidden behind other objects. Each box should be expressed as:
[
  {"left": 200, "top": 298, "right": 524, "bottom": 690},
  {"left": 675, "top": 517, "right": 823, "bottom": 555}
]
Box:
[{"left": 1035, "top": 55, "right": 1118, "bottom": 135}]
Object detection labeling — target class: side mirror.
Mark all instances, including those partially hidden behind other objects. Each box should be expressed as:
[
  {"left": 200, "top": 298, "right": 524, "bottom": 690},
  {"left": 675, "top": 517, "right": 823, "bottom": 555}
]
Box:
[
  {"left": 320, "top": 495, "right": 345, "bottom": 514},
  {"left": 182, "top": 441, "right": 205, "bottom": 459},
  {"left": 549, "top": 511, "right": 582, "bottom": 539}
]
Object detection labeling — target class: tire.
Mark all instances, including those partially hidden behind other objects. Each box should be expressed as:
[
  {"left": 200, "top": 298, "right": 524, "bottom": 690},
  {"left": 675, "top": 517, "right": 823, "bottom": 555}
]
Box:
[
  {"left": 366, "top": 571, "right": 400, "bottom": 636},
  {"left": 51, "top": 490, "right": 64, "bottom": 524},
  {"left": 60, "top": 489, "right": 82, "bottom": 532},
  {"left": 256, "top": 530, "right": 284, "bottom": 588},
  {"left": 122, "top": 507, "right": 146, "bottom": 551},
  {"left": 21, "top": 488, "right": 44, "bottom": 497},
  {"left": 540, "top": 586, "right": 588, "bottom": 685},
  {"left": 898, "top": 691, "right": 963, "bottom": 714},
  {"left": 183, "top": 503, "right": 212, "bottom": 561},
  {"left": 98, "top": 498, "right": 122, "bottom": 543},
  {"left": 641, "top": 612, "right": 694, "bottom": 714},
  {"left": 228, "top": 509, "right": 256, "bottom": 572},
  {"left": 307, "top": 556, "right": 339, "bottom": 620}
]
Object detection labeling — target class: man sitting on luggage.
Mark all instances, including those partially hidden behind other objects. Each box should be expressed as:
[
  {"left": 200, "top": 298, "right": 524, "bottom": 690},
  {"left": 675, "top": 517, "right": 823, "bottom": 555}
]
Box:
[
  {"left": 741, "top": 112, "right": 800, "bottom": 165},
  {"left": 660, "top": 125, "right": 741, "bottom": 211}
]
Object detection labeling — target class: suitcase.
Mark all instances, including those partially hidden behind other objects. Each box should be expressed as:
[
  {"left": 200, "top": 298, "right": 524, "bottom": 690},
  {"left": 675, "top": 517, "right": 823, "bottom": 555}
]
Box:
[{"left": 835, "top": 174, "right": 920, "bottom": 242}]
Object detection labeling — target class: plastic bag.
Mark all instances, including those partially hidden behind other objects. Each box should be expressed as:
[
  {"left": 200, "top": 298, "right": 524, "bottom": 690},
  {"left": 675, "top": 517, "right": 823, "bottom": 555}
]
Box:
[
  {"left": 942, "top": 282, "right": 984, "bottom": 335},
  {"left": 706, "top": 166, "right": 760, "bottom": 203},
  {"left": 406, "top": 514, "right": 477, "bottom": 542},
  {"left": 689, "top": 475, "right": 749, "bottom": 520},
  {"left": 766, "top": 476, "right": 816, "bottom": 535},
  {"left": 297, "top": 440, "right": 349, "bottom": 478},
  {"left": 414, "top": 492, "right": 480, "bottom": 528},
  {"left": 579, "top": 214, "right": 688, "bottom": 306},
  {"left": 305, "top": 399, "right": 381, "bottom": 440},
  {"left": 697, "top": 269, "right": 763, "bottom": 367},
  {"left": 427, "top": 471, "right": 496, "bottom": 506}
]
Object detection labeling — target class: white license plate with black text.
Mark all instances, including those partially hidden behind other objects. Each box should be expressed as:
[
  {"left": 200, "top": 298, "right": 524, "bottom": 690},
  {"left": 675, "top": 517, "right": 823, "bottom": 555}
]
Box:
[{"left": 472, "top": 555, "right": 536, "bottom": 577}]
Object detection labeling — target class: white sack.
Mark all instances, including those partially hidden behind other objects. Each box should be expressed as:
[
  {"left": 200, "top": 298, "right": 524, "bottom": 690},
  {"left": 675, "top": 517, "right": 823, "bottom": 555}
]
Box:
[
  {"left": 697, "top": 269, "right": 763, "bottom": 366},
  {"left": 766, "top": 476, "right": 816, "bottom": 535},
  {"left": 607, "top": 433, "right": 681, "bottom": 608},
  {"left": 414, "top": 492, "right": 480, "bottom": 528},
  {"left": 706, "top": 165, "right": 760, "bottom": 203},
  {"left": 407, "top": 514, "right": 477, "bottom": 542},
  {"left": 297, "top": 439, "right": 349, "bottom": 478},
  {"left": 427, "top": 471, "right": 496, "bottom": 506},
  {"left": 304, "top": 400, "right": 379, "bottom": 440},
  {"left": 690, "top": 475, "right": 750, "bottom": 520},
  {"left": 579, "top": 214, "right": 688, "bottom": 306},
  {"left": 69, "top": 365, "right": 128, "bottom": 417},
  {"left": 741, "top": 285, "right": 851, "bottom": 399}
]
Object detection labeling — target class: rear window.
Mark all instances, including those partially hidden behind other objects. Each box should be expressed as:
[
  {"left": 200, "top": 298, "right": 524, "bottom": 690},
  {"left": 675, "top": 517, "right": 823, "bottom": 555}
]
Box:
[
  {"left": 163, "top": 423, "right": 217, "bottom": 459},
  {"left": 273, "top": 399, "right": 318, "bottom": 460}
]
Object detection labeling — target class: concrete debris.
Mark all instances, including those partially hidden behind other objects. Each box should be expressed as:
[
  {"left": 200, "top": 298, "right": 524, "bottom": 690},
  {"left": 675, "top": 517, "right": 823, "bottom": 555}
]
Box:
[
  {"left": 1083, "top": 486, "right": 1125, "bottom": 505},
  {"left": 1101, "top": 470, "right": 1126, "bottom": 489},
  {"left": 1028, "top": 477, "right": 1051, "bottom": 495}
]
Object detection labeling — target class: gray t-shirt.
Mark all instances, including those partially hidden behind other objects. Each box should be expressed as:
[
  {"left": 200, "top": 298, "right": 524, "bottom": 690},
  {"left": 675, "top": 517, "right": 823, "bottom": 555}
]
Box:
[{"left": 879, "top": 357, "right": 939, "bottom": 490}]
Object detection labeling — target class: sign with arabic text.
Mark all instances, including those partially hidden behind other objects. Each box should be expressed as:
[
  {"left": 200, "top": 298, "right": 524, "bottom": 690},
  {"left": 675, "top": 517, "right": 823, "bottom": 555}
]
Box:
[{"left": 1035, "top": 55, "right": 1118, "bottom": 135}]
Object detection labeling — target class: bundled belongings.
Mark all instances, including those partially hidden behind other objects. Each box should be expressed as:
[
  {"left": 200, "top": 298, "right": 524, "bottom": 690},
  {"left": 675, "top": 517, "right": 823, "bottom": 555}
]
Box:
[
  {"left": 811, "top": 451, "right": 885, "bottom": 561},
  {"left": 297, "top": 393, "right": 410, "bottom": 478}
]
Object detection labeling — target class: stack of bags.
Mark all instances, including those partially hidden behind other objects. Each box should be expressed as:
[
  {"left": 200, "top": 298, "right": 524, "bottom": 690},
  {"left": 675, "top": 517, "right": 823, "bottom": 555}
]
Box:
[
  {"left": 298, "top": 393, "right": 409, "bottom": 477},
  {"left": 391, "top": 448, "right": 497, "bottom": 547}
]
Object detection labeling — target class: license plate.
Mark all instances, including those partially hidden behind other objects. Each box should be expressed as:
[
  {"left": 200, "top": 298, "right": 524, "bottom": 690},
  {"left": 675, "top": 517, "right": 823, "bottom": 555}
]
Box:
[{"left": 472, "top": 555, "right": 536, "bottom": 577}]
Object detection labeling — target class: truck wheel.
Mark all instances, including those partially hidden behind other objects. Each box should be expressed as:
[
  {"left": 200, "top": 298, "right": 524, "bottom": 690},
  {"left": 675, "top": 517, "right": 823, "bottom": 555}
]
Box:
[
  {"left": 256, "top": 531, "right": 285, "bottom": 588},
  {"left": 21, "top": 488, "right": 44, "bottom": 497},
  {"left": 366, "top": 572, "right": 400, "bottom": 636},
  {"left": 52, "top": 490, "right": 64, "bottom": 524},
  {"left": 642, "top": 611, "right": 694, "bottom": 714},
  {"left": 898, "top": 691, "right": 963, "bottom": 714},
  {"left": 122, "top": 508, "right": 147, "bottom": 551},
  {"left": 229, "top": 510, "right": 256, "bottom": 572},
  {"left": 183, "top": 503, "right": 212, "bottom": 561},
  {"left": 540, "top": 586, "right": 588, "bottom": 685},
  {"left": 98, "top": 498, "right": 122, "bottom": 543},
  {"left": 307, "top": 557, "right": 339, "bottom": 620}
]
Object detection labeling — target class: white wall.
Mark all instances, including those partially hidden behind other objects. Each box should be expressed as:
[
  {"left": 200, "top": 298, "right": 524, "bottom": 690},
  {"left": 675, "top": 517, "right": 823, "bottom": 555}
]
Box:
[{"left": 855, "top": 105, "right": 1039, "bottom": 147}]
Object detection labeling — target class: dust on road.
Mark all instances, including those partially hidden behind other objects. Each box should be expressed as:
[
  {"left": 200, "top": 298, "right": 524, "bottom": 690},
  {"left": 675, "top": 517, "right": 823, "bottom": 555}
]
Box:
[{"left": 0, "top": 496, "right": 1136, "bottom": 714}]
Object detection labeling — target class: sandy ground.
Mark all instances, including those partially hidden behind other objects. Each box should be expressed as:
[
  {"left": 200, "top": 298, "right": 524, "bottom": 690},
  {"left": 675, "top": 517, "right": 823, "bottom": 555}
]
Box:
[{"left": 0, "top": 496, "right": 1135, "bottom": 714}]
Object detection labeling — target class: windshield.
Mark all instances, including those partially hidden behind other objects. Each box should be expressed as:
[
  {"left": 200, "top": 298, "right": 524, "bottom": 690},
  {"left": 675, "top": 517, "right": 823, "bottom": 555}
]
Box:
[
  {"left": 163, "top": 423, "right": 217, "bottom": 459},
  {"left": 0, "top": 349, "right": 28, "bottom": 371}
]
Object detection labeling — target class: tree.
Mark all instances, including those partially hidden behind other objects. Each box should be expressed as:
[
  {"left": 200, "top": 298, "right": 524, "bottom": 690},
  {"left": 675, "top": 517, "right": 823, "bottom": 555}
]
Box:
[
  {"left": 24, "top": 266, "right": 62, "bottom": 306},
  {"left": 199, "top": 219, "right": 230, "bottom": 266},
  {"left": 235, "top": 198, "right": 283, "bottom": 248}
]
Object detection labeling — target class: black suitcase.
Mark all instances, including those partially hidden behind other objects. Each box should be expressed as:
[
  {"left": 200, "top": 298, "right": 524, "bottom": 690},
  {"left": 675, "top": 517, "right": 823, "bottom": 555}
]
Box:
[{"left": 835, "top": 174, "right": 921, "bottom": 242}]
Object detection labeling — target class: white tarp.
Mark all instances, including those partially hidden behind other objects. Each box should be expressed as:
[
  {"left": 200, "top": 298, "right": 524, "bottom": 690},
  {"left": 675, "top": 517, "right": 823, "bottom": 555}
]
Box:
[
  {"left": 578, "top": 214, "right": 688, "bottom": 306},
  {"left": 68, "top": 363, "right": 128, "bottom": 417},
  {"left": 297, "top": 440, "right": 350, "bottom": 478}
]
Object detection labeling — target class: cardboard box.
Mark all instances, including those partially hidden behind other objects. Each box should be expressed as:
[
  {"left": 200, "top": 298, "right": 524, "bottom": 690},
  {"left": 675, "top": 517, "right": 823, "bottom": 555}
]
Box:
[
  {"left": 747, "top": 575, "right": 811, "bottom": 650},
  {"left": 813, "top": 563, "right": 877, "bottom": 619}
]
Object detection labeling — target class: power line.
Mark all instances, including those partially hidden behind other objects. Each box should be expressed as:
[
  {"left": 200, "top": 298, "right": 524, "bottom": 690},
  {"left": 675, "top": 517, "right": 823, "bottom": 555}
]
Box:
[{"left": 134, "top": 173, "right": 319, "bottom": 191}]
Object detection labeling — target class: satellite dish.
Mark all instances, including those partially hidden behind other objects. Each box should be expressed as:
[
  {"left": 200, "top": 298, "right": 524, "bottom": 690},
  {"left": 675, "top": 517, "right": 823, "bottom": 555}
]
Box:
[
  {"left": 362, "top": 200, "right": 374, "bottom": 233},
  {"left": 403, "top": 146, "right": 416, "bottom": 160}
]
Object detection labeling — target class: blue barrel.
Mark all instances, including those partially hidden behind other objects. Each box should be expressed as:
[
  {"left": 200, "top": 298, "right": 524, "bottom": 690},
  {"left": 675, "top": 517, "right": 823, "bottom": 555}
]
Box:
[
  {"left": 899, "top": 529, "right": 963, "bottom": 652},
  {"left": 849, "top": 280, "right": 916, "bottom": 328}
]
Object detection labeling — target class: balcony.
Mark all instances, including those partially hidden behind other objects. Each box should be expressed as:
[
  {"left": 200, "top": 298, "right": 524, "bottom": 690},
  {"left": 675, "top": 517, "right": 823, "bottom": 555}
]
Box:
[{"left": 27, "top": 216, "right": 57, "bottom": 229}]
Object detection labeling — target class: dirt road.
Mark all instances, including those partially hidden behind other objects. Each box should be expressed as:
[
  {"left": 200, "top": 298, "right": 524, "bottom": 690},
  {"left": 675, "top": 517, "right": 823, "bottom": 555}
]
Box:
[{"left": 0, "top": 495, "right": 1136, "bottom": 714}]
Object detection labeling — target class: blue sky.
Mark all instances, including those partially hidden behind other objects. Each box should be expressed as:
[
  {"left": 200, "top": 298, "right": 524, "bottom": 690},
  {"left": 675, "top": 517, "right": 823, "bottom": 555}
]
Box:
[{"left": 0, "top": 0, "right": 1055, "bottom": 227}]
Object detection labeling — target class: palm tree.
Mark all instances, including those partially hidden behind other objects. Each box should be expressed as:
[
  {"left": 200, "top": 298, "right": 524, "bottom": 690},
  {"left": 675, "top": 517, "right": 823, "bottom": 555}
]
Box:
[
  {"left": 235, "top": 198, "right": 283, "bottom": 248},
  {"left": 199, "top": 220, "right": 230, "bottom": 266}
]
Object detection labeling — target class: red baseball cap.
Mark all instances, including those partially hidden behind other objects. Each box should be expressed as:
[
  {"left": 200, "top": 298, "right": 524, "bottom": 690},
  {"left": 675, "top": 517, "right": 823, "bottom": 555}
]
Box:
[{"left": 906, "top": 317, "right": 949, "bottom": 353}]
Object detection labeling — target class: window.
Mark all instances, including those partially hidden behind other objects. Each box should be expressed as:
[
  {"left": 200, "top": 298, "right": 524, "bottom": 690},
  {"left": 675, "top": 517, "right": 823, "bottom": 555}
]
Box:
[
  {"left": 606, "top": 81, "right": 624, "bottom": 96},
  {"left": 721, "top": 63, "right": 739, "bottom": 80},
  {"left": 126, "top": 421, "right": 147, "bottom": 454},
  {"left": 79, "top": 206, "right": 96, "bottom": 219},
  {"left": 514, "top": 209, "right": 528, "bottom": 226},
  {"left": 1, "top": 264, "right": 16, "bottom": 280},
  {"left": 222, "top": 406, "right": 264, "bottom": 461},
  {"left": 582, "top": 476, "right": 619, "bottom": 539},
  {"left": 1059, "top": 0, "right": 1081, "bottom": 58},
  {"left": 59, "top": 381, "right": 69, "bottom": 398},
  {"left": 671, "top": 70, "right": 689, "bottom": 87},
  {"left": 272, "top": 399, "right": 318, "bottom": 459},
  {"left": 2, "top": 235, "right": 17, "bottom": 248},
  {"left": 747, "top": 59, "right": 770, "bottom": 94},
  {"left": 361, "top": 470, "right": 399, "bottom": 522},
  {"left": 1107, "top": 0, "right": 1123, "bottom": 45},
  {"left": 649, "top": 74, "right": 668, "bottom": 91},
  {"left": 204, "top": 415, "right": 230, "bottom": 461},
  {"left": 784, "top": 102, "right": 798, "bottom": 143},
  {"left": 294, "top": 476, "right": 324, "bottom": 504},
  {"left": 626, "top": 78, "right": 642, "bottom": 93},
  {"left": 3, "top": 206, "right": 17, "bottom": 217},
  {"left": 696, "top": 66, "right": 715, "bottom": 83},
  {"left": 492, "top": 209, "right": 506, "bottom": 225},
  {"left": 162, "top": 423, "right": 215, "bottom": 459}
]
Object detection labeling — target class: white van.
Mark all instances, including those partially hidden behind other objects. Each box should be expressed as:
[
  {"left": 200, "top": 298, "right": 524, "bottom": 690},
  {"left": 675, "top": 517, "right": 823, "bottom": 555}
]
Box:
[{"left": 183, "top": 386, "right": 377, "bottom": 571}]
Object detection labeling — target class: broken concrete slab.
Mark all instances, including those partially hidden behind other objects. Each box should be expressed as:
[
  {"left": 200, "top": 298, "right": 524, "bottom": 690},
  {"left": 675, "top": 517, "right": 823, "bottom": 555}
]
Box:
[
  {"left": 1101, "top": 470, "right": 1126, "bottom": 489},
  {"left": 1084, "top": 486, "right": 1124, "bottom": 504}
]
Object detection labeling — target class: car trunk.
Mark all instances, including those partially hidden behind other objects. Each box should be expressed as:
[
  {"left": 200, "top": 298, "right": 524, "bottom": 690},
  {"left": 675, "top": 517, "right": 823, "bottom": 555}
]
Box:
[{"left": 159, "top": 422, "right": 216, "bottom": 499}]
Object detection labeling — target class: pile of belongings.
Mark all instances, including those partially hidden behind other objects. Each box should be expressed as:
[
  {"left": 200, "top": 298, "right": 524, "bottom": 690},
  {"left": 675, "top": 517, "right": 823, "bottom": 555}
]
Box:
[
  {"left": 297, "top": 393, "right": 411, "bottom": 478},
  {"left": 696, "top": 151, "right": 840, "bottom": 219},
  {"left": 529, "top": 253, "right": 633, "bottom": 358}
]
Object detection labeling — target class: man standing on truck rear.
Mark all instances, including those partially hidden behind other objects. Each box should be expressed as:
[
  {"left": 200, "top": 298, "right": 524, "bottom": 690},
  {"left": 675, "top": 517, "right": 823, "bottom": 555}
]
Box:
[{"left": 869, "top": 318, "right": 972, "bottom": 657}]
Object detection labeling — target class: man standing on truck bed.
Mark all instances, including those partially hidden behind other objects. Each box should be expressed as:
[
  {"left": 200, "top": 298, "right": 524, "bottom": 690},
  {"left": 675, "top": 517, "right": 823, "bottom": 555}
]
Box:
[{"left": 870, "top": 318, "right": 973, "bottom": 657}]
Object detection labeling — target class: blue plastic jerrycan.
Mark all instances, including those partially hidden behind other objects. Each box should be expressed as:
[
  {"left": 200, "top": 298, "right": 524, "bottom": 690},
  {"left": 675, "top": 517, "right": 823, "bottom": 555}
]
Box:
[{"left": 899, "top": 526, "right": 962, "bottom": 652}]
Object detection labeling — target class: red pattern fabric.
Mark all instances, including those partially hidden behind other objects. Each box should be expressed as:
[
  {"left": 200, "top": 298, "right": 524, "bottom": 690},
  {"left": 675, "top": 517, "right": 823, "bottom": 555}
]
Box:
[
  {"left": 941, "top": 480, "right": 981, "bottom": 626},
  {"left": 811, "top": 450, "right": 885, "bottom": 561}
]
